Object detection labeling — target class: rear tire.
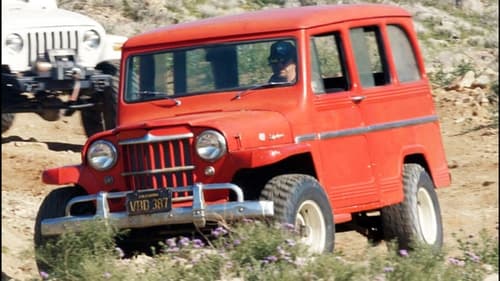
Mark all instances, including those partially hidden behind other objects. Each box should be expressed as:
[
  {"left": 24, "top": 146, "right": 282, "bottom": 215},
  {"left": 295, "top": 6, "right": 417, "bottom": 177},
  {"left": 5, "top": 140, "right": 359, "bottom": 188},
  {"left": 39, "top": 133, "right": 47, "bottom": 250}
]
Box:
[
  {"left": 260, "top": 174, "right": 335, "bottom": 253},
  {"left": 381, "top": 164, "right": 443, "bottom": 251},
  {"left": 81, "top": 60, "right": 119, "bottom": 137},
  {"left": 1, "top": 113, "right": 14, "bottom": 133},
  {"left": 34, "top": 186, "right": 94, "bottom": 272}
]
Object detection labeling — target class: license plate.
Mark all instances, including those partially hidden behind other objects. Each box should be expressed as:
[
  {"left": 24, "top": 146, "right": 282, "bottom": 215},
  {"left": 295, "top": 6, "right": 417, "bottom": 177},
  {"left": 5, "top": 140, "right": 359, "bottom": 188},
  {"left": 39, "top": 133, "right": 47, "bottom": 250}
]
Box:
[{"left": 126, "top": 188, "right": 172, "bottom": 216}]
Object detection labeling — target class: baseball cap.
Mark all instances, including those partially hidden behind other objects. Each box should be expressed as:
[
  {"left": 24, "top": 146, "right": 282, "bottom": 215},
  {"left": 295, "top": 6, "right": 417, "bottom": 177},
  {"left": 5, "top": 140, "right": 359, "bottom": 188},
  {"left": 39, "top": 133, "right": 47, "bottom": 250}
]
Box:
[{"left": 268, "top": 41, "right": 296, "bottom": 64}]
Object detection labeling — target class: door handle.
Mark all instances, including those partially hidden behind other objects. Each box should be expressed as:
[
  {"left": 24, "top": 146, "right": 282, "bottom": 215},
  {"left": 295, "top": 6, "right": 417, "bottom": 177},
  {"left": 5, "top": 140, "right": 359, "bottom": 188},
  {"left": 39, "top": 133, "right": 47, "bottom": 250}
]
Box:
[{"left": 351, "top": 95, "right": 365, "bottom": 103}]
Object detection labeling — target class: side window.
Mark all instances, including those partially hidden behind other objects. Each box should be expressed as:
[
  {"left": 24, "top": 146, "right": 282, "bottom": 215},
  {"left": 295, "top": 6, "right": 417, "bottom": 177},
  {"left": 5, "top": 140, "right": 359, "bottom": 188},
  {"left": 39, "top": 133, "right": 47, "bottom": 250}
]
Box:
[
  {"left": 310, "top": 32, "right": 350, "bottom": 94},
  {"left": 350, "top": 26, "right": 390, "bottom": 88},
  {"left": 387, "top": 25, "right": 421, "bottom": 83}
]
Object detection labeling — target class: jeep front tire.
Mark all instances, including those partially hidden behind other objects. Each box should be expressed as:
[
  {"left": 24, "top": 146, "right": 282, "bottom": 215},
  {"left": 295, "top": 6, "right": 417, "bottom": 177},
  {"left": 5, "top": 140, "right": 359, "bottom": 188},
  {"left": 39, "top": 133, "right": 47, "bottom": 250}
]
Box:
[
  {"left": 2, "top": 113, "right": 14, "bottom": 134},
  {"left": 34, "top": 186, "right": 94, "bottom": 272},
  {"left": 81, "top": 60, "right": 119, "bottom": 137},
  {"left": 260, "top": 174, "right": 335, "bottom": 253},
  {"left": 381, "top": 163, "right": 443, "bottom": 251}
]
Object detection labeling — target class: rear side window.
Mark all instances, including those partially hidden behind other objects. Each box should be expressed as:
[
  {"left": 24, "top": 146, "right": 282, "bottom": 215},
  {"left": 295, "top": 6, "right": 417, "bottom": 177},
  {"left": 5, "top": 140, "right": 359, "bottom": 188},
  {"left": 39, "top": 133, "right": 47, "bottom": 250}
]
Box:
[
  {"left": 387, "top": 25, "right": 421, "bottom": 83},
  {"left": 310, "top": 32, "right": 350, "bottom": 94},
  {"left": 350, "top": 26, "right": 390, "bottom": 88}
]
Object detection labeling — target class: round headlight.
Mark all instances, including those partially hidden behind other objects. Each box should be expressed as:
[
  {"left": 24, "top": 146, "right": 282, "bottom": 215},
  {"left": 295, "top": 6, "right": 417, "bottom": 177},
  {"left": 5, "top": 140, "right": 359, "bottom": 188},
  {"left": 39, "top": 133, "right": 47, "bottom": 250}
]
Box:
[
  {"left": 83, "top": 30, "right": 100, "bottom": 49},
  {"left": 6, "top": 33, "right": 23, "bottom": 53},
  {"left": 87, "top": 140, "right": 117, "bottom": 171},
  {"left": 195, "top": 130, "right": 227, "bottom": 161}
]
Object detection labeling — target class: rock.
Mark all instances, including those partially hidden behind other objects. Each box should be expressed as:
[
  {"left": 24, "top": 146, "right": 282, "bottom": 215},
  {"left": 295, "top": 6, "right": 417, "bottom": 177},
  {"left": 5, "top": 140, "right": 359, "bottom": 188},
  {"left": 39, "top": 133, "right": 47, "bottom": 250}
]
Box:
[
  {"left": 483, "top": 273, "right": 499, "bottom": 281},
  {"left": 461, "top": 0, "right": 485, "bottom": 14},
  {"left": 458, "top": 71, "right": 476, "bottom": 89},
  {"left": 472, "top": 75, "right": 491, "bottom": 89}
]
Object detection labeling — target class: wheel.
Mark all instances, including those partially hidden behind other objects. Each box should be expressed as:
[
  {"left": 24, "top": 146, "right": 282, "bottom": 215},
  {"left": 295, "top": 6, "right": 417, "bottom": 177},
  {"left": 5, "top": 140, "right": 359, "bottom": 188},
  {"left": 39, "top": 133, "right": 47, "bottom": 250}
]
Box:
[
  {"left": 81, "top": 60, "right": 119, "bottom": 137},
  {"left": 381, "top": 164, "right": 443, "bottom": 251},
  {"left": 260, "top": 174, "right": 335, "bottom": 253},
  {"left": 34, "top": 186, "right": 94, "bottom": 272},
  {"left": 2, "top": 113, "right": 14, "bottom": 133}
]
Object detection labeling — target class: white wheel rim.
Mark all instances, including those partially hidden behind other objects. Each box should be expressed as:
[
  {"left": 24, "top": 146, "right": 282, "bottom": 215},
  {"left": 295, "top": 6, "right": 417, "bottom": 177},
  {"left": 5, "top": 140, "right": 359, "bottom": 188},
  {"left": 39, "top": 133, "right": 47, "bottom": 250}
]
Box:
[
  {"left": 417, "top": 187, "right": 438, "bottom": 244},
  {"left": 295, "top": 200, "right": 326, "bottom": 253}
]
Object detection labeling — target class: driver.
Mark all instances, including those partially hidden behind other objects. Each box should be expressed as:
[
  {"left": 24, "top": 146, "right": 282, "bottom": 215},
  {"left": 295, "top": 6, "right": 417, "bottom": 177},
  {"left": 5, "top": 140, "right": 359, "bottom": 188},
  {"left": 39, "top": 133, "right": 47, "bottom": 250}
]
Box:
[{"left": 268, "top": 41, "right": 297, "bottom": 83}]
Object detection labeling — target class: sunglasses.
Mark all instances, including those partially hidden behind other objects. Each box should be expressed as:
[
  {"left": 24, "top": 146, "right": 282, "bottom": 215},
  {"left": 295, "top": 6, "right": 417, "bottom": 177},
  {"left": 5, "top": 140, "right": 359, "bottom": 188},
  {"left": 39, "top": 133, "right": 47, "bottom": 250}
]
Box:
[{"left": 268, "top": 57, "right": 292, "bottom": 65}]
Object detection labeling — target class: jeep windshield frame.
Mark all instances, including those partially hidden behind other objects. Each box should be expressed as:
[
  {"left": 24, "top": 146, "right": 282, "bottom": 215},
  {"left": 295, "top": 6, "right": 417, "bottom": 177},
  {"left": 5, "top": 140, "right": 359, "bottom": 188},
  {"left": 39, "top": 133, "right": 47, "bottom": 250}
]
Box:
[{"left": 123, "top": 38, "right": 298, "bottom": 103}]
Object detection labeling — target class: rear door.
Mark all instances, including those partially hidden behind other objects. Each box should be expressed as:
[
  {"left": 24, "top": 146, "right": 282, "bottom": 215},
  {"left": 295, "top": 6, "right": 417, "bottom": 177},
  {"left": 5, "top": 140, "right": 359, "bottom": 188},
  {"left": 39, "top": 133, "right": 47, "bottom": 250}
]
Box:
[{"left": 346, "top": 19, "right": 441, "bottom": 206}]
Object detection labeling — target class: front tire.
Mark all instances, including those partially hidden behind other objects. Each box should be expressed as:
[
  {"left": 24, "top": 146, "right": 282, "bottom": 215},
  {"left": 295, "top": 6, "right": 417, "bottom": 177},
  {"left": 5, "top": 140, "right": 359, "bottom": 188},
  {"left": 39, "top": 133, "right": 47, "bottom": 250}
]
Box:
[
  {"left": 81, "top": 61, "right": 119, "bottom": 137},
  {"left": 260, "top": 174, "right": 335, "bottom": 253},
  {"left": 381, "top": 164, "right": 443, "bottom": 251},
  {"left": 1, "top": 113, "right": 14, "bottom": 133},
  {"left": 34, "top": 186, "right": 93, "bottom": 272}
]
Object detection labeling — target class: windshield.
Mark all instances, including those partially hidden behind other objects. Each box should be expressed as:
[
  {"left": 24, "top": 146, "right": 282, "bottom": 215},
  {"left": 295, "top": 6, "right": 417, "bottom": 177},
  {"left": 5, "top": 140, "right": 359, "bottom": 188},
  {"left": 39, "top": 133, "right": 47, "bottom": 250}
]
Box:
[{"left": 124, "top": 39, "right": 298, "bottom": 103}]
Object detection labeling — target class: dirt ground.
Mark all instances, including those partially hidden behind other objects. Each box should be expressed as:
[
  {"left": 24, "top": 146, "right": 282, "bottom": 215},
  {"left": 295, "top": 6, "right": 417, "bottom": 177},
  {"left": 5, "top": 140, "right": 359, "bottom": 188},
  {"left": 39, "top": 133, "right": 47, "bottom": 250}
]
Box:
[{"left": 1, "top": 89, "right": 498, "bottom": 280}]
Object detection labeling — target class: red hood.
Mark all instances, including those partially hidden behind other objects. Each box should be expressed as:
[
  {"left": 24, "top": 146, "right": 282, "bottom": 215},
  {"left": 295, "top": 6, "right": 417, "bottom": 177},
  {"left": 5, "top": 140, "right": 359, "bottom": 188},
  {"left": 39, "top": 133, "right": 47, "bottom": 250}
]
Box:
[{"left": 110, "top": 110, "right": 294, "bottom": 150}]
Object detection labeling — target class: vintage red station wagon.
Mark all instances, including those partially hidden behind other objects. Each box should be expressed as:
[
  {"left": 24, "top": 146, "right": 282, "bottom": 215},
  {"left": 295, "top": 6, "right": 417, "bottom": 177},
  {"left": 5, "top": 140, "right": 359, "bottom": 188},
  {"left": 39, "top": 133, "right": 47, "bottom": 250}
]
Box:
[{"left": 36, "top": 4, "right": 451, "bottom": 261}]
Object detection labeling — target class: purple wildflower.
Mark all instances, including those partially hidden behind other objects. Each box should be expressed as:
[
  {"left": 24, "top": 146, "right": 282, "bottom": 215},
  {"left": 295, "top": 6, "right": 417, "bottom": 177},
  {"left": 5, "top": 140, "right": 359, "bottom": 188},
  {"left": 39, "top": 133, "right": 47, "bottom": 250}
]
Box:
[
  {"left": 265, "top": 255, "right": 278, "bottom": 263},
  {"left": 212, "top": 226, "right": 228, "bottom": 237},
  {"left": 285, "top": 239, "right": 296, "bottom": 247},
  {"left": 166, "top": 238, "right": 177, "bottom": 248},
  {"left": 179, "top": 236, "right": 190, "bottom": 247},
  {"left": 39, "top": 271, "right": 49, "bottom": 279},
  {"left": 399, "top": 249, "right": 409, "bottom": 257},
  {"left": 193, "top": 238, "right": 205, "bottom": 248},
  {"left": 448, "top": 257, "right": 465, "bottom": 267},
  {"left": 167, "top": 246, "right": 180, "bottom": 253},
  {"left": 384, "top": 266, "right": 394, "bottom": 273},
  {"left": 115, "top": 247, "right": 125, "bottom": 258},
  {"left": 282, "top": 223, "right": 296, "bottom": 231},
  {"left": 466, "top": 251, "right": 481, "bottom": 263},
  {"left": 233, "top": 239, "right": 241, "bottom": 246}
]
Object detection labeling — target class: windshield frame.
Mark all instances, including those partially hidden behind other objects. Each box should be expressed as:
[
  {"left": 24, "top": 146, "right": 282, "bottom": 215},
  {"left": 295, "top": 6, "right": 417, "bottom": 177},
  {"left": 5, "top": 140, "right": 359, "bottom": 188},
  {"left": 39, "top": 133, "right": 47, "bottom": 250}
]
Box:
[{"left": 123, "top": 37, "right": 299, "bottom": 103}]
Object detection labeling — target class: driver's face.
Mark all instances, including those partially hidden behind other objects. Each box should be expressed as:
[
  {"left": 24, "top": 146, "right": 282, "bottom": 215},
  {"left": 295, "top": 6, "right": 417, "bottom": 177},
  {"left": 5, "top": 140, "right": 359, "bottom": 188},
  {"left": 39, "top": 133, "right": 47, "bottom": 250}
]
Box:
[{"left": 270, "top": 59, "right": 296, "bottom": 82}]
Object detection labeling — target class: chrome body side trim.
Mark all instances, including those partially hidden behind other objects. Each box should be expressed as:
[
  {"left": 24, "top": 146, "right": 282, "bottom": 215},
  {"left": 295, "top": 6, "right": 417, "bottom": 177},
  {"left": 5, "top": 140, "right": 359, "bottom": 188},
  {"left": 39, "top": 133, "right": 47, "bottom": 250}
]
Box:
[{"left": 295, "top": 115, "right": 438, "bottom": 143}]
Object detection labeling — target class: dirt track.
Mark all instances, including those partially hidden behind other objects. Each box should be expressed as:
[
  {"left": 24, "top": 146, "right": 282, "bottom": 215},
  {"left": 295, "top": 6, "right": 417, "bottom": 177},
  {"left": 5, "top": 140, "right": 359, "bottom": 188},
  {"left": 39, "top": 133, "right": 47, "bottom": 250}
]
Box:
[{"left": 1, "top": 88, "right": 498, "bottom": 280}]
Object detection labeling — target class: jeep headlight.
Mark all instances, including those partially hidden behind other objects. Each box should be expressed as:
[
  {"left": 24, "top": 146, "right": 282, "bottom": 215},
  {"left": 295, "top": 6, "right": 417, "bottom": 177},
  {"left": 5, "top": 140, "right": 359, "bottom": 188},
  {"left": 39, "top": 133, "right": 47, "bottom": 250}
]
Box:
[
  {"left": 83, "top": 30, "right": 100, "bottom": 49},
  {"left": 87, "top": 140, "right": 117, "bottom": 170},
  {"left": 6, "top": 33, "right": 23, "bottom": 53},
  {"left": 195, "top": 130, "right": 227, "bottom": 161}
]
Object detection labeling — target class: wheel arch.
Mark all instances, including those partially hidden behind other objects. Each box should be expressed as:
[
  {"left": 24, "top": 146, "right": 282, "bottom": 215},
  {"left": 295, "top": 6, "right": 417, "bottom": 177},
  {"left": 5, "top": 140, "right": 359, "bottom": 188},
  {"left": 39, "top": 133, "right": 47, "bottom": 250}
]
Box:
[
  {"left": 95, "top": 60, "right": 120, "bottom": 75},
  {"left": 403, "top": 153, "right": 434, "bottom": 184},
  {"left": 232, "top": 152, "right": 317, "bottom": 201}
]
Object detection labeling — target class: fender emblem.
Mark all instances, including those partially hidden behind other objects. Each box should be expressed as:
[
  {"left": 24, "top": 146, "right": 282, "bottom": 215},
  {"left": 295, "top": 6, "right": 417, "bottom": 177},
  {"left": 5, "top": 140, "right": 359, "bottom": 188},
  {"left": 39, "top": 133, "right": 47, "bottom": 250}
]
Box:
[{"left": 269, "top": 133, "right": 285, "bottom": 140}]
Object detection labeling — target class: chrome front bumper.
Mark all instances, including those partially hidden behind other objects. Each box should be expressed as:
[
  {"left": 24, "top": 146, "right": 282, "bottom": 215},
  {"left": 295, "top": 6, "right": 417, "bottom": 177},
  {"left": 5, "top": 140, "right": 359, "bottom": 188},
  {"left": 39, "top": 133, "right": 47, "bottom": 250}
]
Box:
[{"left": 41, "top": 183, "right": 274, "bottom": 236}]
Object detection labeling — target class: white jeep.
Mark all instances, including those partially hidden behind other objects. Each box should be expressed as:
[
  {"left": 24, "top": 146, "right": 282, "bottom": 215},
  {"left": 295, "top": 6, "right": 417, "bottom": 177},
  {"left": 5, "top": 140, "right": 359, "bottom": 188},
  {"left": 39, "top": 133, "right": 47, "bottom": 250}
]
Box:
[{"left": 1, "top": 0, "right": 127, "bottom": 137}]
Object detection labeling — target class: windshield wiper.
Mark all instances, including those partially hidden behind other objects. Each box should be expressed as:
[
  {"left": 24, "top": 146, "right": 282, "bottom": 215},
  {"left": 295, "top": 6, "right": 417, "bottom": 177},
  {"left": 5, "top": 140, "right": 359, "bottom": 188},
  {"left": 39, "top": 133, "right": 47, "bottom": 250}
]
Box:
[
  {"left": 232, "top": 82, "right": 292, "bottom": 100},
  {"left": 137, "top": 91, "right": 181, "bottom": 106}
]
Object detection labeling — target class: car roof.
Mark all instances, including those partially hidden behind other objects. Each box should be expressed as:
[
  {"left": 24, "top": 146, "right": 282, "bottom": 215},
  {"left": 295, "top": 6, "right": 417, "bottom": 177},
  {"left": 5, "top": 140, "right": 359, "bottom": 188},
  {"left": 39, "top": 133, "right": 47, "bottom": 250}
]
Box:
[{"left": 124, "top": 4, "right": 411, "bottom": 49}]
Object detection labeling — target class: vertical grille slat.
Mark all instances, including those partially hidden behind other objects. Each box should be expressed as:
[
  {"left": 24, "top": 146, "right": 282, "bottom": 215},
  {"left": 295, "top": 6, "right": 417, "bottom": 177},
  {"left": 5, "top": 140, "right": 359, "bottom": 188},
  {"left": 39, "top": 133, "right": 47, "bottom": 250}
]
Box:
[
  {"left": 120, "top": 133, "right": 195, "bottom": 191},
  {"left": 26, "top": 29, "right": 81, "bottom": 66}
]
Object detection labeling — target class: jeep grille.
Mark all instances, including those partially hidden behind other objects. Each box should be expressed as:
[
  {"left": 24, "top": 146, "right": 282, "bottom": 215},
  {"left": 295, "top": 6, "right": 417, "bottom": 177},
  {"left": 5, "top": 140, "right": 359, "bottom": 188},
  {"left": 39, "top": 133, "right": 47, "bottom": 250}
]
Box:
[
  {"left": 119, "top": 133, "right": 195, "bottom": 192},
  {"left": 27, "top": 30, "right": 79, "bottom": 66}
]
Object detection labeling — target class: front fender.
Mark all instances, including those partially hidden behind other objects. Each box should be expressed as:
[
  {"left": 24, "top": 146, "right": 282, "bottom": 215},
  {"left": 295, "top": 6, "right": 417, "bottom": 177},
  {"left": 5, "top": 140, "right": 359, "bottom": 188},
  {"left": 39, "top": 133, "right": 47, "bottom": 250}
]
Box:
[
  {"left": 230, "top": 142, "right": 312, "bottom": 168},
  {"left": 42, "top": 165, "right": 99, "bottom": 194},
  {"left": 98, "top": 34, "right": 127, "bottom": 62},
  {"left": 42, "top": 165, "right": 82, "bottom": 185}
]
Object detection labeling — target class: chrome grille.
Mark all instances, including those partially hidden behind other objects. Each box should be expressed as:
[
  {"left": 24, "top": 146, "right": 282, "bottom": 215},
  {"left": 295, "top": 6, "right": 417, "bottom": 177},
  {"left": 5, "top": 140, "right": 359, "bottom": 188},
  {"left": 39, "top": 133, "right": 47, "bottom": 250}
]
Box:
[
  {"left": 27, "top": 30, "right": 79, "bottom": 66},
  {"left": 119, "top": 133, "right": 195, "bottom": 191}
]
